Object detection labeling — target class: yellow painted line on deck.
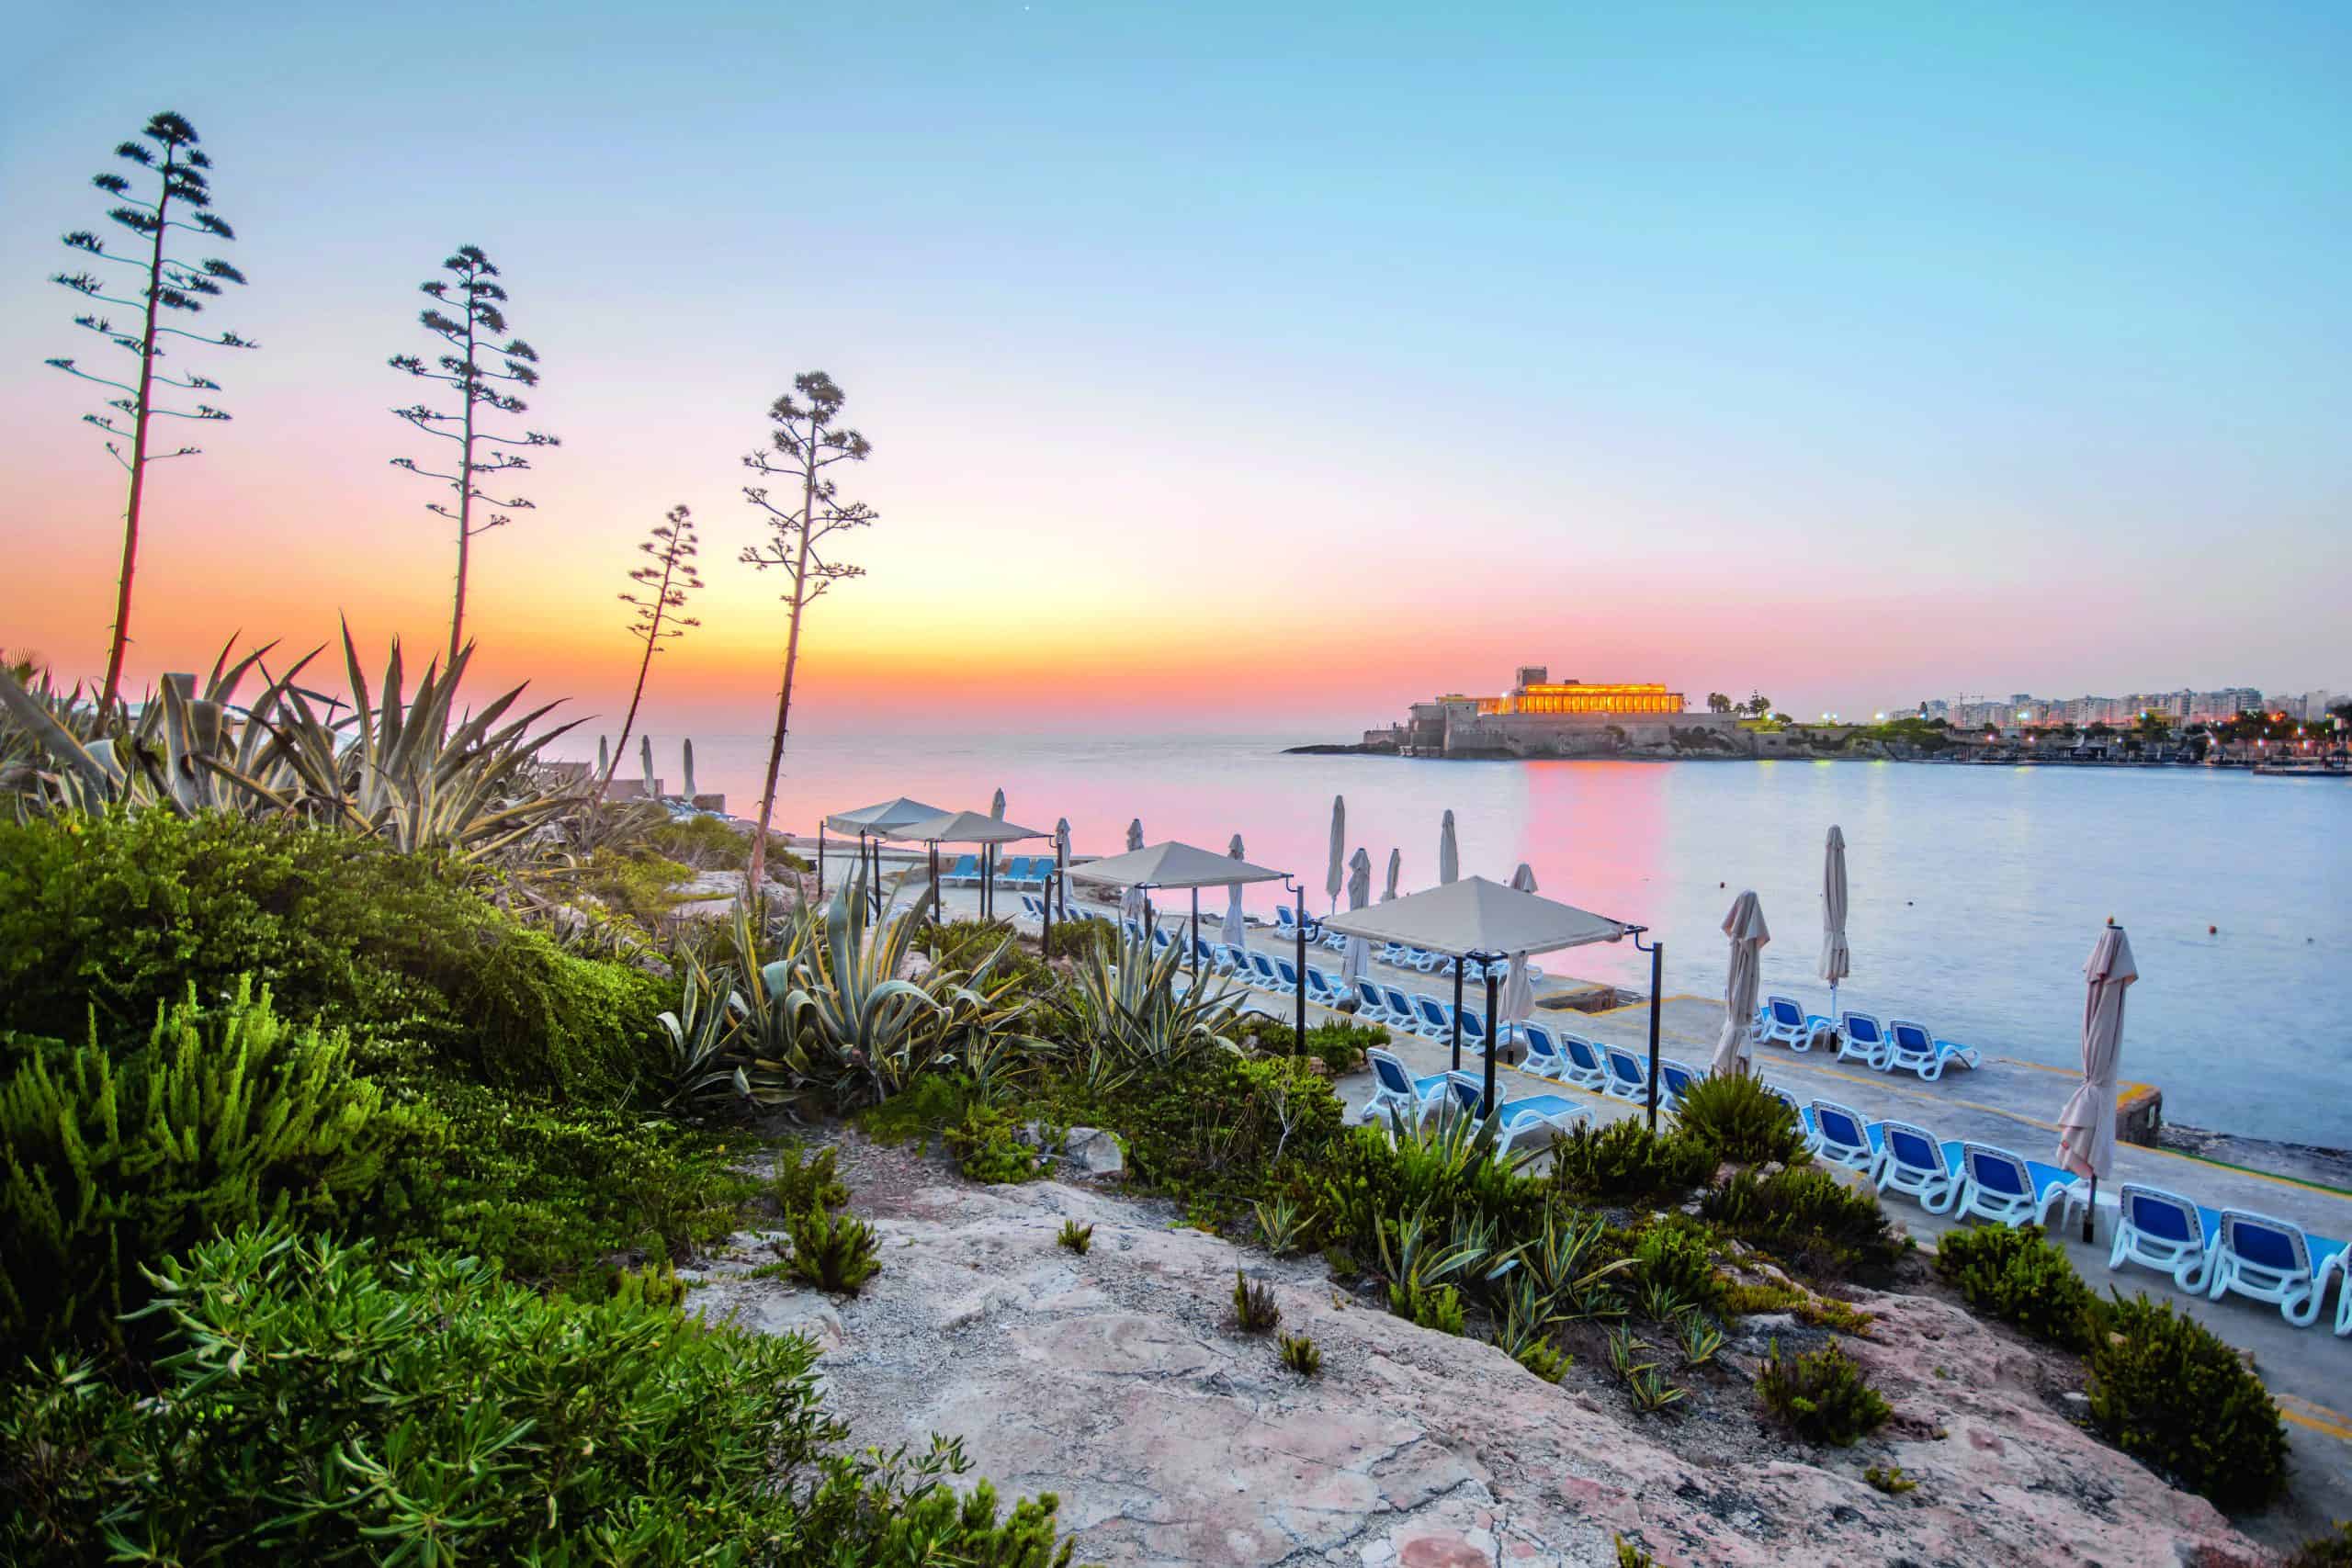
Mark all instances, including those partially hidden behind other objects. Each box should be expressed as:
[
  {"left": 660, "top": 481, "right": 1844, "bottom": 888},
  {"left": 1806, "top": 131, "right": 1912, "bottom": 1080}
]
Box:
[{"left": 2278, "top": 1396, "right": 2352, "bottom": 1444}]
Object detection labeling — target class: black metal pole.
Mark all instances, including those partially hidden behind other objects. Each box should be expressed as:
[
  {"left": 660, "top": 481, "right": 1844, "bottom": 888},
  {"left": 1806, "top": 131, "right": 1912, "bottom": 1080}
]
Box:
[
  {"left": 1293, "top": 884, "right": 1306, "bottom": 1043},
  {"left": 1647, "top": 940, "right": 1664, "bottom": 1134},
  {"left": 1056, "top": 838, "right": 1067, "bottom": 921},
  {"left": 1190, "top": 887, "right": 1200, "bottom": 978},
  {"left": 1040, "top": 857, "right": 1053, "bottom": 954},
  {"left": 818, "top": 823, "right": 826, "bottom": 897},
  {"left": 2084, "top": 1175, "right": 2098, "bottom": 1245},
  {"left": 1142, "top": 890, "right": 1153, "bottom": 953},
  {"left": 1451, "top": 958, "right": 1464, "bottom": 1072},
  {"left": 929, "top": 842, "right": 942, "bottom": 926},
  {"left": 1483, "top": 964, "right": 1500, "bottom": 1117}
]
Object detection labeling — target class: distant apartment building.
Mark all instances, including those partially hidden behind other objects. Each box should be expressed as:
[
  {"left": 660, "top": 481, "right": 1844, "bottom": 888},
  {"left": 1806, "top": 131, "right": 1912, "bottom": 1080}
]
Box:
[{"left": 1918, "top": 686, "right": 2294, "bottom": 729}]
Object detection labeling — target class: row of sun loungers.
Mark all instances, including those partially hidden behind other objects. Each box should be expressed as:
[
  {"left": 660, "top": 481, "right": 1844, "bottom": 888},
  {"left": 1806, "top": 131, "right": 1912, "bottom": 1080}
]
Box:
[
  {"left": 941, "top": 853, "right": 1058, "bottom": 889},
  {"left": 1754, "top": 996, "right": 1984, "bottom": 1081},
  {"left": 1266, "top": 908, "right": 1539, "bottom": 983},
  {"left": 1797, "top": 1099, "right": 2352, "bottom": 1337}
]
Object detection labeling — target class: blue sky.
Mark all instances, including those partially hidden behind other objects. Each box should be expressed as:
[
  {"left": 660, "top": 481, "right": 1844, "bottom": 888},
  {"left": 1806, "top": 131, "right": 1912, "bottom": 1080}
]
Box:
[{"left": 2, "top": 1, "right": 2345, "bottom": 728}]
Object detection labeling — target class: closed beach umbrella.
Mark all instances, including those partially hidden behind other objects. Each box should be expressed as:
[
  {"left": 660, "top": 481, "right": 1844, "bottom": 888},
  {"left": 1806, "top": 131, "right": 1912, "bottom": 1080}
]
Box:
[
  {"left": 2057, "top": 923, "right": 2138, "bottom": 1240},
  {"left": 640, "top": 734, "right": 658, "bottom": 799},
  {"left": 1122, "top": 818, "right": 1146, "bottom": 922},
  {"left": 991, "top": 787, "right": 1006, "bottom": 818},
  {"left": 1341, "top": 848, "right": 1373, "bottom": 988},
  {"left": 1382, "top": 848, "right": 1401, "bottom": 902},
  {"left": 682, "top": 739, "right": 697, "bottom": 803},
  {"left": 1714, "top": 891, "right": 1770, "bottom": 1077},
  {"left": 1498, "top": 862, "right": 1540, "bottom": 1043},
  {"left": 1438, "top": 809, "right": 1459, "bottom": 885},
  {"left": 1054, "top": 817, "right": 1072, "bottom": 915},
  {"left": 1325, "top": 795, "right": 1346, "bottom": 913},
  {"left": 1222, "top": 833, "right": 1250, "bottom": 947},
  {"left": 1820, "top": 826, "right": 1852, "bottom": 1022}
]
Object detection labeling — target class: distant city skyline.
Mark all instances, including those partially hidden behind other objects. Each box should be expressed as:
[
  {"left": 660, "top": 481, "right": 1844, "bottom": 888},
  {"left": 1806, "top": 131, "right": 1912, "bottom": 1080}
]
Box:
[{"left": 3, "top": 3, "right": 2346, "bottom": 735}]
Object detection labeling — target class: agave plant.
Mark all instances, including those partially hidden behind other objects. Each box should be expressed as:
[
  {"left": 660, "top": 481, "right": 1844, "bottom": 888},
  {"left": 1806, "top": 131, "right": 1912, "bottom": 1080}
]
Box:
[
  {"left": 1055, "top": 932, "right": 1240, "bottom": 1071},
  {"left": 650, "top": 941, "right": 748, "bottom": 1112},
  {"left": 734, "top": 874, "right": 1033, "bottom": 1111},
  {"left": 0, "top": 627, "right": 584, "bottom": 863}
]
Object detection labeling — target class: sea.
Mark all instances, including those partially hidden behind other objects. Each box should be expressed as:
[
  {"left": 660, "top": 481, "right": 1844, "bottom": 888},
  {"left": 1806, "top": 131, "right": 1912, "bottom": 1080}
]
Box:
[{"left": 567, "top": 729, "right": 2352, "bottom": 1149}]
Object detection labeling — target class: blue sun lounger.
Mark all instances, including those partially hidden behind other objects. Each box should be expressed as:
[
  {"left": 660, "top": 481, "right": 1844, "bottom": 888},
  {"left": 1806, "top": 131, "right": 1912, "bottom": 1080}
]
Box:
[
  {"left": 1756, "top": 994, "right": 1831, "bottom": 1050},
  {"left": 1869, "top": 1121, "right": 1959, "bottom": 1212},
  {"left": 1949, "top": 1142, "right": 2085, "bottom": 1229},
  {"left": 2206, "top": 1210, "right": 2345, "bottom": 1329},
  {"left": 1600, "top": 1044, "right": 1651, "bottom": 1102},
  {"left": 1553, "top": 1032, "right": 1609, "bottom": 1092},
  {"left": 1356, "top": 1047, "right": 1450, "bottom": 1126},
  {"left": 1886, "top": 1019, "right": 1981, "bottom": 1078},
  {"left": 1804, "top": 1100, "right": 1874, "bottom": 1171},
  {"left": 2109, "top": 1184, "right": 2220, "bottom": 1292},
  {"left": 1442, "top": 1071, "right": 1590, "bottom": 1158},
  {"left": 1838, "top": 1011, "right": 1892, "bottom": 1070}
]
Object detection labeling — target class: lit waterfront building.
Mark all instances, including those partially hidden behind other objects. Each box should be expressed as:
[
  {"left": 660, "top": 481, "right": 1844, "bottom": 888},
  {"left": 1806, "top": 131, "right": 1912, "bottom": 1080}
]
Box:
[{"left": 1373, "top": 665, "right": 1736, "bottom": 757}]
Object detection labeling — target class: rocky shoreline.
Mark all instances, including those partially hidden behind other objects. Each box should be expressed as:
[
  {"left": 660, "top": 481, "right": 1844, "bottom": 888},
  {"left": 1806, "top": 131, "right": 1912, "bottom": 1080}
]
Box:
[{"left": 685, "top": 1128, "right": 2274, "bottom": 1568}]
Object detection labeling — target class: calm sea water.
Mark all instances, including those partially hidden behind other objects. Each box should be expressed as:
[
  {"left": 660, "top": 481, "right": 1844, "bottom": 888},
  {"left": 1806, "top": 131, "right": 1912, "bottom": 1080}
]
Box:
[{"left": 573, "top": 730, "right": 2352, "bottom": 1147}]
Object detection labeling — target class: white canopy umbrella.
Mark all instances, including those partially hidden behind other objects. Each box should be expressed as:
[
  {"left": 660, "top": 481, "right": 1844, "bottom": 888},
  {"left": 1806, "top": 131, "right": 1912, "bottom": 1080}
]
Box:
[
  {"left": 1071, "top": 840, "right": 1291, "bottom": 982},
  {"left": 1222, "top": 833, "right": 1250, "bottom": 947},
  {"left": 893, "top": 808, "right": 1049, "bottom": 925},
  {"left": 1820, "top": 826, "right": 1852, "bottom": 1024},
  {"left": 2057, "top": 923, "right": 2138, "bottom": 1241},
  {"left": 1325, "top": 795, "right": 1346, "bottom": 913},
  {"left": 1382, "top": 848, "right": 1401, "bottom": 902},
  {"left": 1715, "top": 891, "right": 1770, "bottom": 1077},
  {"left": 1340, "top": 848, "right": 1374, "bottom": 991},
  {"left": 1438, "top": 809, "right": 1459, "bottom": 884},
  {"left": 1498, "top": 862, "right": 1541, "bottom": 1048},
  {"left": 821, "top": 795, "right": 952, "bottom": 911},
  {"left": 1325, "top": 875, "right": 1632, "bottom": 1111}
]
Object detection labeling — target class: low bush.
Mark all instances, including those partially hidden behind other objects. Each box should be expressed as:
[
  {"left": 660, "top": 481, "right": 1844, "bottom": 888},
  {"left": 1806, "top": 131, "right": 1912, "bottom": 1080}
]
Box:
[
  {"left": 1236, "top": 1017, "right": 1385, "bottom": 1076},
  {"left": 1756, "top": 1337, "right": 1892, "bottom": 1445},
  {"left": 1864, "top": 1465, "right": 1917, "bottom": 1495},
  {"left": 784, "top": 1203, "right": 881, "bottom": 1295},
  {"left": 2087, "top": 1292, "right": 2288, "bottom": 1512},
  {"left": 1313, "top": 1115, "right": 1546, "bottom": 1264},
  {"left": 1063, "top": 1053, "right": 1344, "bottom": 1228},
  {"left": 770, "top": 1137, "right": 851, "bottom": 1215},
  {"left": 0, "top": 979, "right": 403, "bottom": 1359},
  {"left": 1672, "top": 1073, "right": 1810, "bottom": 1167},
  {"left": 377, "top": 1077, "right": 757, "bottom": 1283},
  {"left": 2284, "top": 1523, "right": 2352, "bottom": 1568},
  {"left": 1631, "top": 1221, "right": 1724, "bottom": 1312},
  {"left": 0, "top": 812, "right": 668, "bottom": 1100},
  {"left": 944, "top": 1106, "right": 1048, "bottom": 1183},
  {"left": 1720, "top": 1280, "right": 1876, "bottom": 1337},
  {"left": 1279, "top": 1333, "right": 1322, "bottom": 1377},
  {"left": 1931, "top": 1224, "right": 2100, "bottom": 1351},
  {"left": 1057, "top": 1220, "right": 1093, "bottom": 1254},
  {"left": 1547, "top": 1119, "right": 1714, "bottom": 1208},
  {"left": 922, "top": 919, "right": 1057, "bottom": 1001},
  {"left": 1389, "top": 1280, "right": 1466, "bottom": 1336},
  {"left": 1700, "top": 1165, "right": 1905, "bottom": 1280},
  {"left": 1043, "top": 918, "right": 1117, "bottom": 964},
  {"left": 0, "top": 1225, "right": 1074, "bottom": 1564}
]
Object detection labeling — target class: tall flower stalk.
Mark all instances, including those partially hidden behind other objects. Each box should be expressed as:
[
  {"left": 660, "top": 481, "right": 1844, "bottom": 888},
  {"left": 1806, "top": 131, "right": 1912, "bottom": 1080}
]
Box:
[{"left": 596, "top": 506, "right": 704, "bottom": 807}]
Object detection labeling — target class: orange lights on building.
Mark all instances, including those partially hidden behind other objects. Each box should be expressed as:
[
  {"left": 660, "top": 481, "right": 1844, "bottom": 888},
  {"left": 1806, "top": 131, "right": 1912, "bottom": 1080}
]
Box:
[{"left": 1473, "top": 679, "right": 1685, "bottom": 716}]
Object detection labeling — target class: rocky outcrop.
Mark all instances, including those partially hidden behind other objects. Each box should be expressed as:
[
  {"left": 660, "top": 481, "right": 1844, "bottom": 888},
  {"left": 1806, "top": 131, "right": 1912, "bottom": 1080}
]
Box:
[{"left": 684, "top": 1142, "right": 2265, "bottom": 1568}]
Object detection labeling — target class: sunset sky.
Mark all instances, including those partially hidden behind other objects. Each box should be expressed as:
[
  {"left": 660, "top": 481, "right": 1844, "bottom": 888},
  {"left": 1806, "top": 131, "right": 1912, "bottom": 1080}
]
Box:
[{"left": 3, "top": 2, "right": 2346, "bottom": 737}]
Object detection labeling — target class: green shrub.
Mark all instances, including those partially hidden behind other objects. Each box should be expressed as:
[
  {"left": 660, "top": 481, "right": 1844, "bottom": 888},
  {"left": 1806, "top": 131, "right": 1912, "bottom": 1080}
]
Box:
[
  {"left": 0, "top": 978, "right": 402, "bottom": 1358},
  {"left": 854, "top": 1071, "right": 975, "bottom": 1149},
  {"left": 0, "top": 1225, "right": 1073, "bottom": 1564},
  {"left": 1631, "top": 1221, "right": 1724, "bottom": 1311},
  {"left": 785, "top": 1203, "right": 881, "bottom": 1295},
  {"left": 771, "top": 1137, "right": 851, "bottom": 1214},
  {"left": 1314, "top": 1115, "right": 1545, "bottom": 1263},
  {"left": 2285, "top": 1522, "right": 2352, "bottom": 1568},
  {"left": 1515, "top": 1340, "right": 1571, "bottom": 1382},
  {"left": 1672, "top": 1073, "right": 1810, "bottom": 1167},
  {"left": 1057, "top": 1220, "right": 1093, "bottom": 1254},
  {"left": 923, "top": 919, "right": 1057, "bottom": 1001},
  {"left": 1232, "top": 1269, "right": 1281, "bottom": 1333},
  {"left": 1043, "top": 918, "right": 1116, "bottom": 964},
  {"left": 0, "top": 812, "right": 667, "bottom": 1100},
  {"left": 1720, "top": 1279, "right": 1876, "bottom": 1337},
  {"left": 945, "top": 1106, "right": 1048, "bottom": 1183},
  {"left": 2086, "top": 1292, "right": 2288, "bottom": 1511},
  {"left": 1864, "top": 1464, "right": 1917, "bottom": 1495},
  {"left": 1389, "top": 1280, "right": 1466, "bottom": 1336},
  {"left": 1756, "top": 1337, "right": 1892, "bottom": 1445},
  {"left": 1615, "top": 1538, "right": 1657, "bottom": 1568},
  {"left": 1547, "top": 1118, "right": 1714, "bottom": 1208},
  {"left": 1699, "top": 1165, "right": 1904, "bottom": 1280},
  {"left": 1065, "top": 1052, "right": 1344, "bottom": 1228},
  {"left": 1237, "top": 1017, "right": 1385, "bottom": 1075},
  {"left": 1278, "top": 1332, "right": 1322, "bottom": 1377},
  {"left": 1932, "top": 1224, "right": 2100, "bottom": 1351},
  {"left": 377, "top": 1077, "right": 756, "bottom": 1283}
]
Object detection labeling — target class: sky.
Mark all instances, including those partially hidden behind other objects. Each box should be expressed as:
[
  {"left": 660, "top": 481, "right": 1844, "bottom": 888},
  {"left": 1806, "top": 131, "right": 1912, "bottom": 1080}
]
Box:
[{"left": 2, "top": 1, "right": 2346, "bottom": 739}]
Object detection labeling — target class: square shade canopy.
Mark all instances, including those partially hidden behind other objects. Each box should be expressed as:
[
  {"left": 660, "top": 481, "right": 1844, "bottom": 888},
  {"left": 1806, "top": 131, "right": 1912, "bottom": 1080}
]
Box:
[
  {"left": 1319, "top": 874, "right": 1630, "bottom": 958},
  {"left": 823, "top": 797, "right": 951, "bottom": 836},
  {"left": 1067, "top": 840, "right": 1291, "bottom": 890},
  {"left": 890, "top": 808, "right": 1049, "bottom": 845}
]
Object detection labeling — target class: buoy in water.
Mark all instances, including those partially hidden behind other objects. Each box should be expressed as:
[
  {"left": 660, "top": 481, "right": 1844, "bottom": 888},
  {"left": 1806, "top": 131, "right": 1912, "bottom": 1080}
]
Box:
[{"left": 2209, "top": 925, "right": 2218, "bottom": 935}]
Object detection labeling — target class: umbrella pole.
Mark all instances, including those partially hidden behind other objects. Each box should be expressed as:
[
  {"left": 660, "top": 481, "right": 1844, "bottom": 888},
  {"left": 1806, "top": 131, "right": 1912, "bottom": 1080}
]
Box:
[
  {"left": 1451, "top": 960, "right": 1464, "bottom": 1073},
  {"left": 1056, "top": 838, "right": 1067, "bottom": 922},
  {"left": 1293, "top": 886, "right": 1306, "bottom": 1043},
  {"left": 1647, "top": 940, "right": 1664, "bottom": 1134},
  {"left": 1483, "top": 965, "right": 1499, "bottom": 1118},
  {"left": 1041, "top": 861, "right": 1053, "bottom": 954},
  {"left": 818, "top": 825, "right": 826, "bottom": 898},
  {"left": 1190, "top": 888, "right": 1200, "bottom": 978},
  {"left": 929, "top": 842, "right": 941, "bottom": 927},
  {"left": 2084, "top": 1175, "right": 2097, "bottom": 1244}
]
